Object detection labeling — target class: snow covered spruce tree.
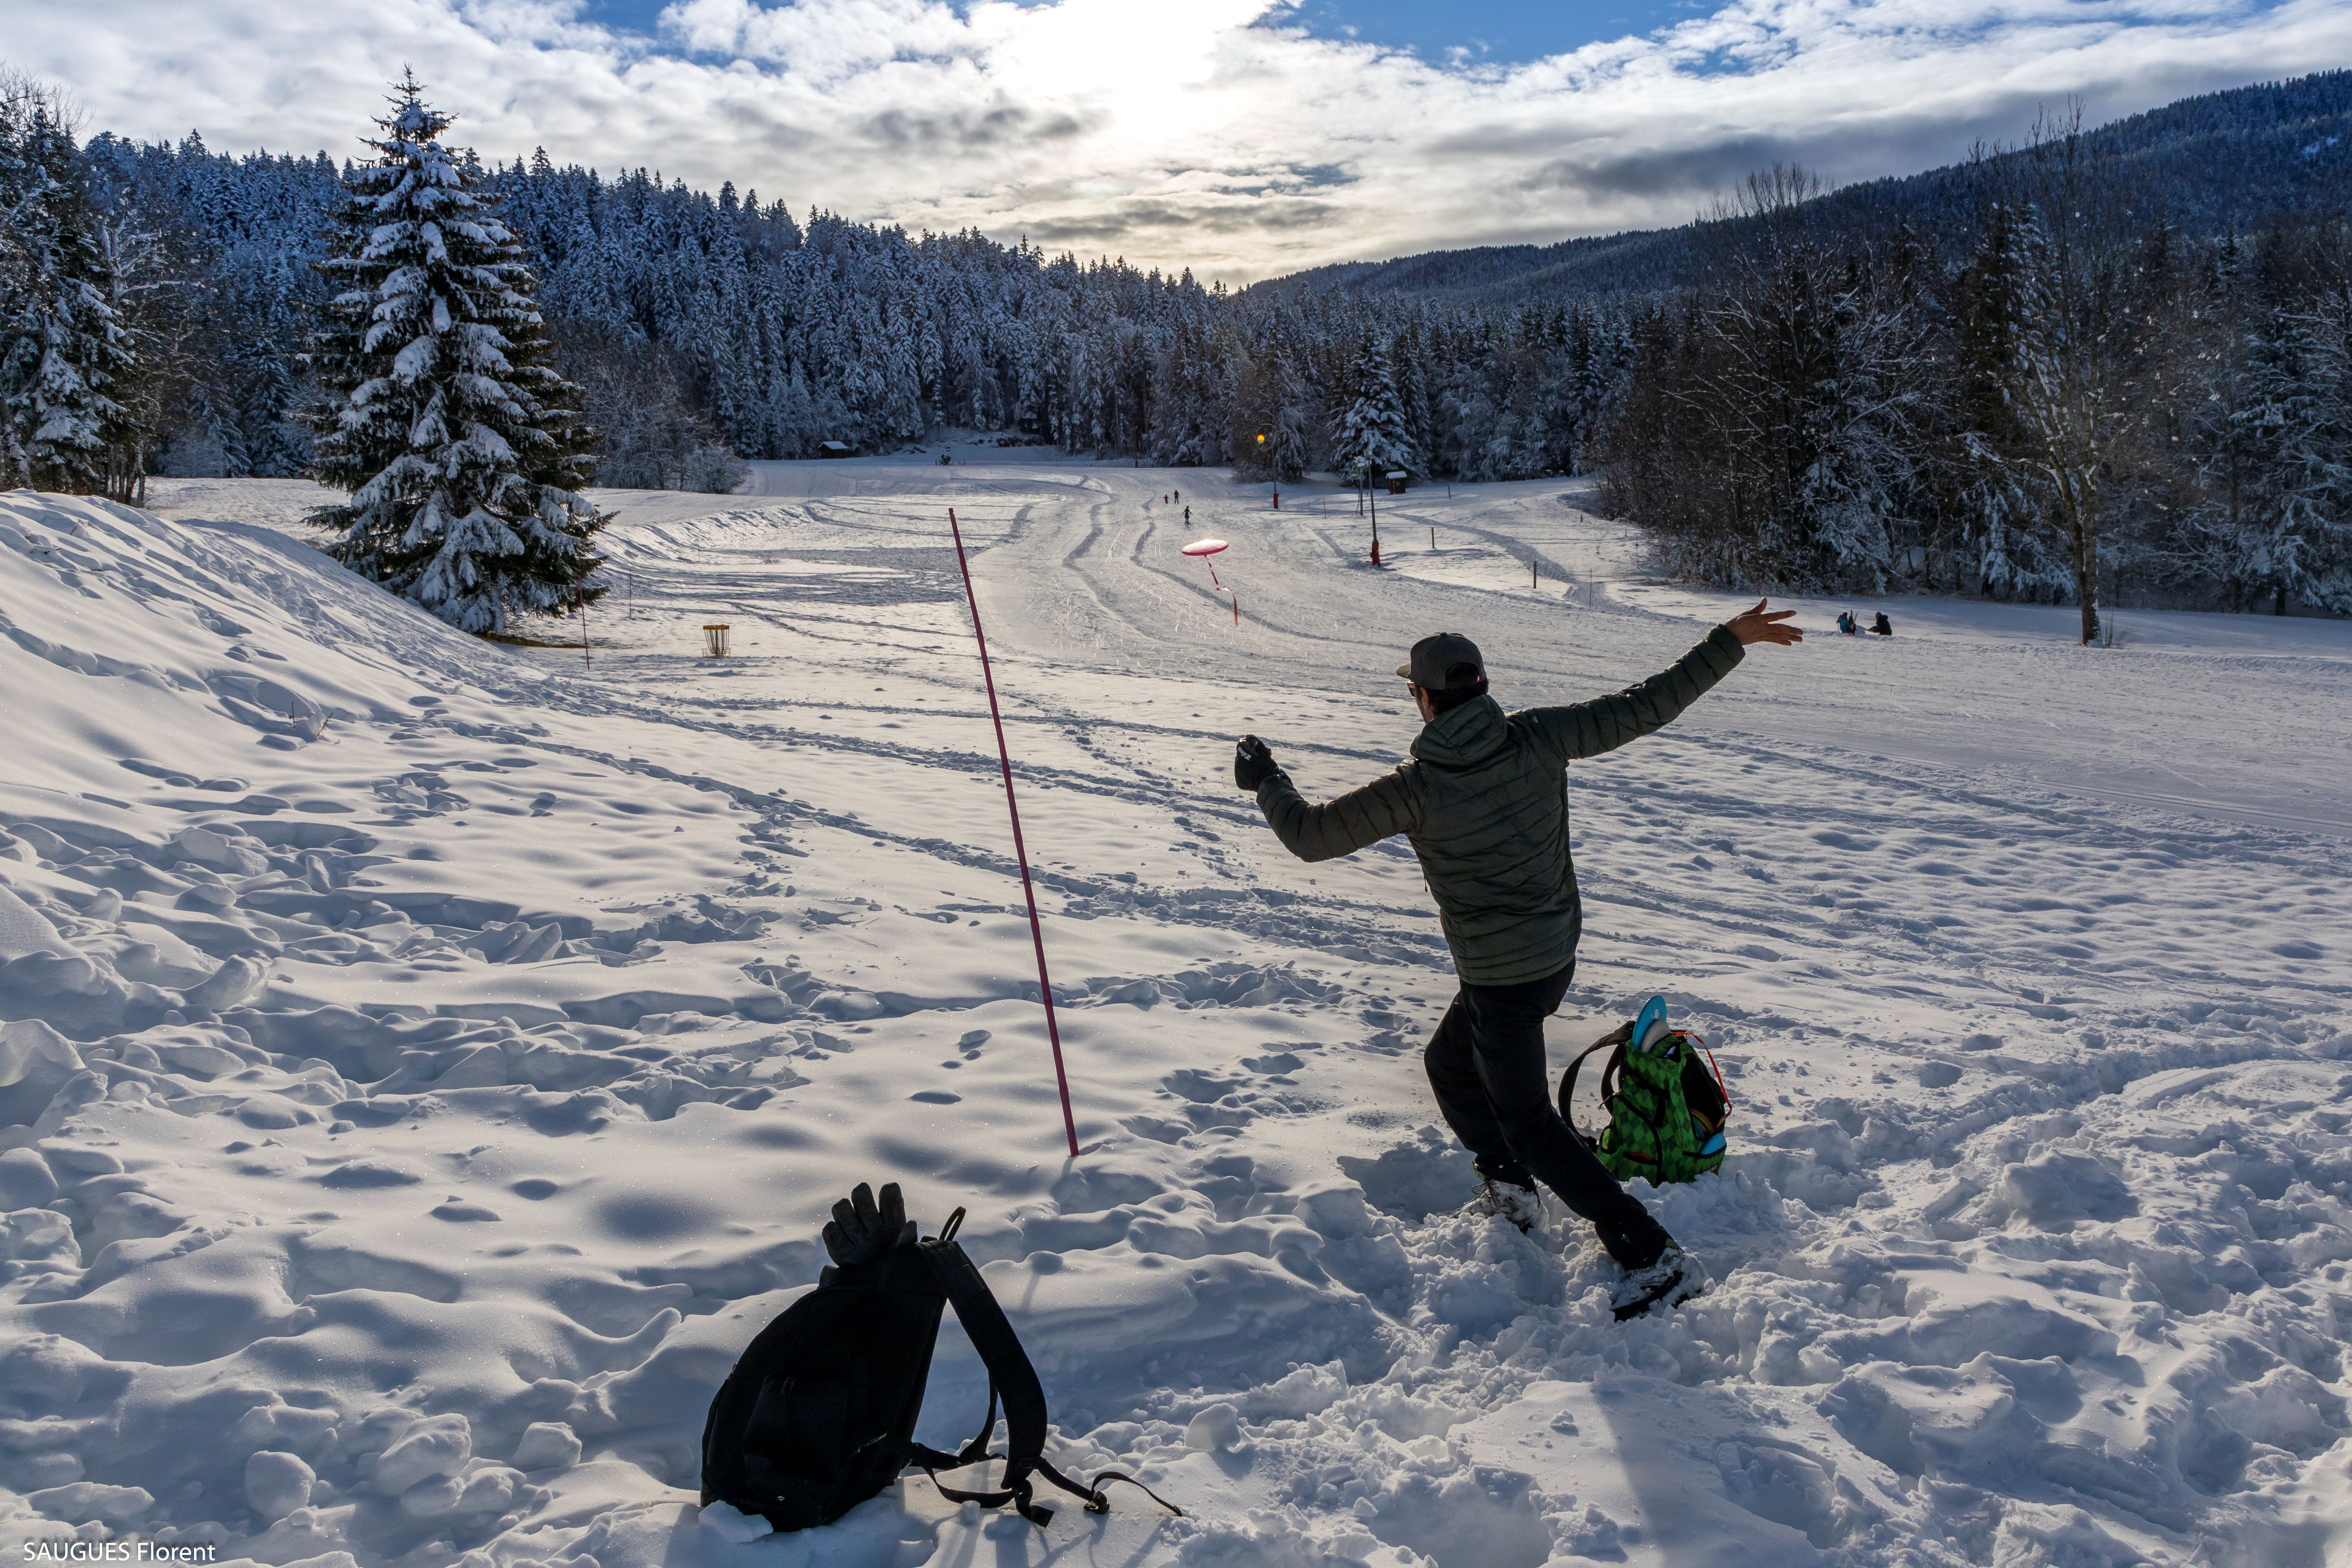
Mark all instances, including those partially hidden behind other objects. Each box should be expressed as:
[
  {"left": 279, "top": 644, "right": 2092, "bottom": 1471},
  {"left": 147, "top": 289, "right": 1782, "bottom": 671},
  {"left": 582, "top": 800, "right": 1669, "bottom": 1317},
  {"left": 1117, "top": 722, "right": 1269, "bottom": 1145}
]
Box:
[
  {"left": 2214, "top": 300, "right": 2352, "bottom": 615},
  {"left": 1332, "top": 340, "right": 1416, "bottom": 485},
  {"left": 1234, "top": 346, "right": 1310, "bottom": 482},
  {"left": 0, "top": 77, "right": 139, "bottom": 495},
  {"left": 305, "top": 74, "right": 604, "bottom": 632}
]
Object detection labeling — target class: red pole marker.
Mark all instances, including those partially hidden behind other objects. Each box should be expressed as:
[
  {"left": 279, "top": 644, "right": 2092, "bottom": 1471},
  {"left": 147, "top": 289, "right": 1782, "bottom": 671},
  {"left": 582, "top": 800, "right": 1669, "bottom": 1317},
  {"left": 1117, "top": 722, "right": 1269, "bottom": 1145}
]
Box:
[{"left": 947, "top": 509, "right": 1081, "bottom": 1159}]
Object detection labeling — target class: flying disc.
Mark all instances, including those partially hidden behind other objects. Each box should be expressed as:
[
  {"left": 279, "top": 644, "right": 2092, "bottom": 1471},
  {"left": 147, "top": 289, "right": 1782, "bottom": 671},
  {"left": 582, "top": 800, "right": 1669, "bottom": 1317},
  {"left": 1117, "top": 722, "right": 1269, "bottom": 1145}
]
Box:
[{"left": 1182, "top": 539, "right": 1229, "bottom": 557}]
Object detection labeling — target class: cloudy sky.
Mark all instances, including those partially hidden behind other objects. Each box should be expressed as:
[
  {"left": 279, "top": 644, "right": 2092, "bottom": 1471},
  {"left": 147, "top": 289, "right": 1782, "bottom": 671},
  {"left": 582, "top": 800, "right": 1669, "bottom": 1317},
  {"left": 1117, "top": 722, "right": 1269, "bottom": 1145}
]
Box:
[{"left": 16, "top": 0, "right": 2350, "bottom": 283}]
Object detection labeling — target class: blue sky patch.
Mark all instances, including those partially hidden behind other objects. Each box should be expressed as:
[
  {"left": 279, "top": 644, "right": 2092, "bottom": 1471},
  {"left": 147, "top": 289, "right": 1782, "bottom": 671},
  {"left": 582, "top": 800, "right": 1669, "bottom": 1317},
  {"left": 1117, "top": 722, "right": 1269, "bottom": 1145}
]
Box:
[{"left": 581, "top": 0, "right": 1710, "bottom": 63}]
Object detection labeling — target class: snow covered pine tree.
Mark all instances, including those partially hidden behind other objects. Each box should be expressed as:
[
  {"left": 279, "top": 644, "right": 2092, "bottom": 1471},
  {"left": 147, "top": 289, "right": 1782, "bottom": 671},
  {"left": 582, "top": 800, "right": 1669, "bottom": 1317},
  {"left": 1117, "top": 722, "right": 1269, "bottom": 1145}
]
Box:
[
  {"left": 1237, "top": 347, "right": 1311, "bottom": 482},
  {"left": 2223, "top": 304, "right": 2352, "bottom": 615},
  {"left": 1333, "top": 340, "right": 1416, "bottom": 486},
  {"left": 305, "top": 73, "right": 604, "bottom": 632},
  {"left": 0, "top": 81, "right": 138, "bottom": 496}
]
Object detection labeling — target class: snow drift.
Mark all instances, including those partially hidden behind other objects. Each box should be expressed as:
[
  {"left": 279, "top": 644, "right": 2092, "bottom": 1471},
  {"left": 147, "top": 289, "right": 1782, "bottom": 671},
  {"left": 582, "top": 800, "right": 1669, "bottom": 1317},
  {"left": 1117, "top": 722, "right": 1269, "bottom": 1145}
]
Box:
[{"left": 2, "top": 472, "right": 2350, "bottom": 1568}]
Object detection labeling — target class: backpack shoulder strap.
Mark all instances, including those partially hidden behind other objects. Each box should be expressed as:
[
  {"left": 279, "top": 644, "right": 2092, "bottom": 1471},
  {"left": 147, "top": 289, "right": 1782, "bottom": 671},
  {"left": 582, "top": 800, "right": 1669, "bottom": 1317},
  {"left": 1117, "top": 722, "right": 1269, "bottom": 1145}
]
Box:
[
  {"left": 918, "top": 1236, "right": 1060, "bottom": 1523},
  {"left": 1557, "top": 1038, "right": 1624, "bottom": 1136},
  {"left": 904, "top": 1381, "right": 997, "bottom": 1476},
  {"left": 916, "top": 1237, "right": 1182, "bottom": 1526},
  {"left": 1598, "top": 1041, "right": 1632, "bottom": 1107}
]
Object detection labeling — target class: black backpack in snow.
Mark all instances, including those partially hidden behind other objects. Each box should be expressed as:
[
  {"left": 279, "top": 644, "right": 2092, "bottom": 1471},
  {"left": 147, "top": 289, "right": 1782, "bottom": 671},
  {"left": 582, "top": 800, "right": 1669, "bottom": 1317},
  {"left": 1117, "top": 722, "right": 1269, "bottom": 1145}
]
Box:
[{"left": 700, "top": 1182, "right": 1181, "bottom": 1531}]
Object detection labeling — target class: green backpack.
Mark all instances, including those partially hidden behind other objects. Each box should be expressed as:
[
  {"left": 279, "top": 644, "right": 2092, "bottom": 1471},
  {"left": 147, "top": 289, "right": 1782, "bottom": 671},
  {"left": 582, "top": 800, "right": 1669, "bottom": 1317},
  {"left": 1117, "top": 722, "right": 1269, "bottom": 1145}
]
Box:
[{"left": 1559, "top": 1023, "right": 1732, "bottom": 1185}]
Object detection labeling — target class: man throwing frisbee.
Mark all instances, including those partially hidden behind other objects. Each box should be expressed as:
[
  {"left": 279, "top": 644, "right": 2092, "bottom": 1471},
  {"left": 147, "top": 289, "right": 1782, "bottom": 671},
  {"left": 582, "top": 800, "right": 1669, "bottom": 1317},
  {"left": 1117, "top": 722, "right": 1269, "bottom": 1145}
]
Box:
[{"left": 1232, "top": 602, "right": 1801, "bottom": 1318}]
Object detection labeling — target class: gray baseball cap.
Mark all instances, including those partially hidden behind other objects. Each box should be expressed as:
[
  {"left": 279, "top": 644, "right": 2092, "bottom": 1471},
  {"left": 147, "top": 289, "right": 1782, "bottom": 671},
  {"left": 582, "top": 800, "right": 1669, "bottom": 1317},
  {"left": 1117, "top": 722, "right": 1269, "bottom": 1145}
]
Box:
[{"left": 1395, "top": 632, "right": 1486, "bottom": 690}]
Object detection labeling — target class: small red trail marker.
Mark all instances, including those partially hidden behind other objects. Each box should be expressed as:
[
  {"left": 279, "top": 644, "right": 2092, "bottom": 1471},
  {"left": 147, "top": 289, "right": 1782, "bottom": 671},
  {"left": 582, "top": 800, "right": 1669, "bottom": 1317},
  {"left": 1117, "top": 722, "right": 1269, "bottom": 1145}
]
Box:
[{"left": 946, "top": 508, "right": 1081, "bottom": 1160}]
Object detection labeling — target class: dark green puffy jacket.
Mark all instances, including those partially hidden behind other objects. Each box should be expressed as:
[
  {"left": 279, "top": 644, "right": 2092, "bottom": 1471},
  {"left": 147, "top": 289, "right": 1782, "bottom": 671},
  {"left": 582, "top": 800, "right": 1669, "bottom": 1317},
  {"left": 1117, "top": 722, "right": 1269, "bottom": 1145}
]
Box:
[{"left": 1253, "top": 626, "right": 1745, "bottom": 985}]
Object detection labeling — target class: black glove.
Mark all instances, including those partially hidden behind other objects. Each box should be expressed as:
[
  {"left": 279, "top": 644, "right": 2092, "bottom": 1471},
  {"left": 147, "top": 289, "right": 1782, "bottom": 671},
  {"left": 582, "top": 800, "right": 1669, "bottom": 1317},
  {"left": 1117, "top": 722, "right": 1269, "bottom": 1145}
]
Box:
[
  {"left": 819, "top": 1181, "right": 915, "bottom": 1285},
  {"left": 1234, "top": 735, "right": 1281, "bottom": 791}
]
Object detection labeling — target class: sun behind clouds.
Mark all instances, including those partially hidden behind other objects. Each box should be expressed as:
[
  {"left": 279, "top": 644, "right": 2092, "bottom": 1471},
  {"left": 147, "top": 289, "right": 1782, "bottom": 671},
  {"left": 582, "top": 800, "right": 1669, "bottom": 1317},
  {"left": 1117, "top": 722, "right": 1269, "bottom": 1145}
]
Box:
[{"left": 11, "top": 0, "right": 2351, "bottom": 279}]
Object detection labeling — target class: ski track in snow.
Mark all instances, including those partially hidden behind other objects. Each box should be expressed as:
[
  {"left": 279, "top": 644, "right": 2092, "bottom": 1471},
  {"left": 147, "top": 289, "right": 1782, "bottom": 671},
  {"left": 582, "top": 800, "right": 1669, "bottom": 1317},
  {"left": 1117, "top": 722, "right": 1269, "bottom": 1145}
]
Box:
[{"left": 0, "top": 456, "right": 2346, "bottom": 1568}]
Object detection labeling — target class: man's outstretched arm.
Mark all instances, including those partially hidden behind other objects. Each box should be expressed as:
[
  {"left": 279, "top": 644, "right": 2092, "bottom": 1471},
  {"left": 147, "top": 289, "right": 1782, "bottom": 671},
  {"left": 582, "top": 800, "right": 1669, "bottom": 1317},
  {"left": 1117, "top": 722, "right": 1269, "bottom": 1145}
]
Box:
[
  {"left": 1530, "top": 600, "right": 1801, "bottom": 763},
  {"left": 1236, "top": 736, "right": 1421, "bottom": 863}
]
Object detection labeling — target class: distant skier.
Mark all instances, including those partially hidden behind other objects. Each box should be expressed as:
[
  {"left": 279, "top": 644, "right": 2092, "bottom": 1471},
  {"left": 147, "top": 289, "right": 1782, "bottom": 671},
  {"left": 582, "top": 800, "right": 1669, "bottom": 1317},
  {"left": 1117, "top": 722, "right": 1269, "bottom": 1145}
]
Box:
[
  {"left": 1870, "top": 612, "right": 1893, "bottom": 636},
  {"left": 1836, "top": 611, "right": 1858, "bottom": 635},
  {"left": 1232, "top": 603, "right": 1802, "bottom": 1318}
]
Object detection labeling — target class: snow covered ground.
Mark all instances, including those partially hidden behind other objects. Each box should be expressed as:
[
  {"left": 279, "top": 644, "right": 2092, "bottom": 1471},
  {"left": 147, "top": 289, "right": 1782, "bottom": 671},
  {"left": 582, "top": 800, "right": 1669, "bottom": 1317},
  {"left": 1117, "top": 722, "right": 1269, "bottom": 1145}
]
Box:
[{"left": 3, "top": 458, "right": 2349, "bottom": 1568}]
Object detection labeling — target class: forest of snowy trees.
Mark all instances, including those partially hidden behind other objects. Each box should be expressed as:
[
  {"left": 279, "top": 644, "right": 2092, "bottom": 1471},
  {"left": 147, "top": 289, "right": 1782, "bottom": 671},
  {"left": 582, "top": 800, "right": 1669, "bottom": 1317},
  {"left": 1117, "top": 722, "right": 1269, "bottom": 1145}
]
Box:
[
  {"left": 3, "top": 66, "right": 2348, "bottom": 627},
  {"left": 1601, "top": 137, "right": 2352, "bottom": 636}
]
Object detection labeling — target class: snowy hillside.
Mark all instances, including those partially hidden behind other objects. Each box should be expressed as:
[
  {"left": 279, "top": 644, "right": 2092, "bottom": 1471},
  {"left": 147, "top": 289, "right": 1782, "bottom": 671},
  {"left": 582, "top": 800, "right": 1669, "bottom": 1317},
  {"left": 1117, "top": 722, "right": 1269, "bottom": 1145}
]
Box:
[{"left": 3, "top": 458, "right": 2350, "bottom": 1568}]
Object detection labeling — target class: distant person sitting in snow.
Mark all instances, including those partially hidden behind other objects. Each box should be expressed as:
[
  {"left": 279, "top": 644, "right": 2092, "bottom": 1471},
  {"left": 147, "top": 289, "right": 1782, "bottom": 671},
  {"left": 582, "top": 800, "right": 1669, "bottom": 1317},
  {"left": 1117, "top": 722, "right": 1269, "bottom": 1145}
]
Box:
[
  {"left": 1230, "top": 603, "right": 1802, "bottom": 1320},
  {"left": 1870, "top": 612, "right": 1892, "bottom": 636},
  {"left": 1836, "top": 611, "right": 1858, "bottom": 635}
]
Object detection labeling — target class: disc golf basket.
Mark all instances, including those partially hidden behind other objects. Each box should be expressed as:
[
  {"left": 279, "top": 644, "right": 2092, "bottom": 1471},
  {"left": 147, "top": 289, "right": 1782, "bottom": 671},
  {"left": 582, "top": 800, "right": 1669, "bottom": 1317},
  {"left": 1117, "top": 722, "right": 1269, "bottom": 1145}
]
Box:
[{"left": 702, "top": 624, "right": 732, "bottom": 658}]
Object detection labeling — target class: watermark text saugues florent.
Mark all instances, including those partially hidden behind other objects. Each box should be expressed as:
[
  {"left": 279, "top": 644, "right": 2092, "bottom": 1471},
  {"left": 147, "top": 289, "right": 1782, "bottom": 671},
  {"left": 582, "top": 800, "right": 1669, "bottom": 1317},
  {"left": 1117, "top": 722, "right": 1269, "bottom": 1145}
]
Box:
[{"left": 22, "top": 1545, "right": 218, "bottom": 1563}]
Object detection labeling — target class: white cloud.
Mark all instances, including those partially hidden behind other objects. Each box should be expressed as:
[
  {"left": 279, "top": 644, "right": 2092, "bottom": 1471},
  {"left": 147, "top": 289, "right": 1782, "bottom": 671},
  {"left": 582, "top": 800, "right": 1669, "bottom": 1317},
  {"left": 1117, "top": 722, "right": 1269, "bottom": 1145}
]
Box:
[{"left": 12, "top": 0, "right": 2348, "bottom": 282}]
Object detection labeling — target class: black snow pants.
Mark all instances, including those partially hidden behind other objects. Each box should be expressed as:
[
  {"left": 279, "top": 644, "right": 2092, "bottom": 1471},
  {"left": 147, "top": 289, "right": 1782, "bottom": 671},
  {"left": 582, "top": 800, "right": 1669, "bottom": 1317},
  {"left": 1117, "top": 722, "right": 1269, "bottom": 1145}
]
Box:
[{"left": 1423, "top": 959, "right": 1673, "bottom": 1271}]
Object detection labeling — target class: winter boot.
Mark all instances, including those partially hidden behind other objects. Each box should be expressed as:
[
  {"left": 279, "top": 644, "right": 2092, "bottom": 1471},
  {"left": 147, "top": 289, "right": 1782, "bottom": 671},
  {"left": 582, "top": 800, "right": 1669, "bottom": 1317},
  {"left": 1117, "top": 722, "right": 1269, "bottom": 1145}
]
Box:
[
  {"left": 1610, "top": 1245, "right": 1704, "bottom": 1322},
  {"left": 1468, "top": 1160, "right": 1542, "bottom": 1233}
]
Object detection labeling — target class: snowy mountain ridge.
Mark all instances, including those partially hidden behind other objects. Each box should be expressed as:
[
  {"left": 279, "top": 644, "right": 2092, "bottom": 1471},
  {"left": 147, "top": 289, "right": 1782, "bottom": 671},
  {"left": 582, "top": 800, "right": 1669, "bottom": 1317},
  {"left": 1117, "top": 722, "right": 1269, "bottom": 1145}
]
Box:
[{"left": 1247, "top": 70, "right": 2352, "bottom": 308}]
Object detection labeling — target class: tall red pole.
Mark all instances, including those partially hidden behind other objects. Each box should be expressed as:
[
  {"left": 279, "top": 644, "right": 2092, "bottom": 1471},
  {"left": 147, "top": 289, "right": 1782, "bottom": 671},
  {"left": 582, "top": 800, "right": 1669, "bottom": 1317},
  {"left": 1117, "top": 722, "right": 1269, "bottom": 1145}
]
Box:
[{"left": 946, "top": 508, "right": 1081, "bottom": 1159}]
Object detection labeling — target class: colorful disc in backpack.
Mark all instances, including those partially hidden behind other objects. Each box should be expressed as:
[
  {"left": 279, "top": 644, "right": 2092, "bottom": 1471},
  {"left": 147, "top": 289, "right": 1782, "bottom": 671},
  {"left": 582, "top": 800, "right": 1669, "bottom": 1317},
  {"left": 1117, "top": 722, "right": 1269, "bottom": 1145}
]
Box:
[{"left": 1634, "top": 994, "right": 1670, "bottom": 1052}]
